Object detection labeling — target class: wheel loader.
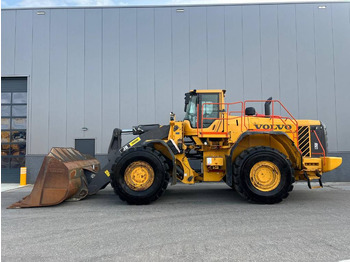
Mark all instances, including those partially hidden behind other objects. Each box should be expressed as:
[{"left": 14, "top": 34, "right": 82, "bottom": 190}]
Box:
[{"left": 9, "top": 89, "right": 342, "bottom": 208}]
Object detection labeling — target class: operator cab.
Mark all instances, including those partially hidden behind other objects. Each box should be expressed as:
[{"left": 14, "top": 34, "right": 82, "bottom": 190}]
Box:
[{"left": 184, "top": 90, "right": 225, "bottom": 128}]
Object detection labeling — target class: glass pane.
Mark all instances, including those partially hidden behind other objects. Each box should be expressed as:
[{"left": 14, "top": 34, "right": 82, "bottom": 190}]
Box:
[
  {"left": 1, "top": 105, "right": 11, "bottom": 116},
  {"left": 12, "top": 131, "right": 26, "bottom": 143},
  {"left": 1, "top": 144, "right": 10, "bottom": 156},
  {"left": 1, "top": 131, "right": 10, "bottom": 143},
  {"left": 12, "top": 93, "right": 27, "bottom": 104},
  {"left": 1, "top": 156, "right": 10, "bottom": 168},
  {"left": 1, "top": 93, "right": 11, "bottom": 103},
  {"left": 12, "top": 118, "right": 26, "bottom": 129},
  {"left": 201, "top": 94, "right": 219, "bottom": 128},
  {"left": 1, "top": 118, "right": 10, "bottom": 129},
  {"left": 11, "top": 144, "right": 26, "bottom": 155},
  {"left": 12, "top": 105, "right": 27, "bottom": 117},
  {"left": 11, "top": 156, "right": 25, "bottom": 168},
  {"left": 184, "top": 94, "right": 198, "bottom": 128},
  {"left": 11, "top": 144, "right": 19, "bottom": 155},
  {"left": 18, "top": 143, "right": 26, "bottom": 154}
]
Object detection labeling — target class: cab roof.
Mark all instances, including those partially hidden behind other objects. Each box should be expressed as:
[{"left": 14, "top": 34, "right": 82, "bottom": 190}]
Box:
[{"left": 189, "top": 89, "right": 226, "bottom": 95}]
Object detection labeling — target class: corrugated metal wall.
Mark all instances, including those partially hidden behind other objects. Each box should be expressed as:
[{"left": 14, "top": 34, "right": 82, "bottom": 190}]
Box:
[{"left": 2, "top": 3, "right": 350, "bottom": 155}]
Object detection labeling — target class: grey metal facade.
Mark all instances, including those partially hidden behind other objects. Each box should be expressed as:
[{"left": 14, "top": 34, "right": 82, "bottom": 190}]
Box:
[{"left": 2, "top": 3, "right": 350, "bottom": 181}]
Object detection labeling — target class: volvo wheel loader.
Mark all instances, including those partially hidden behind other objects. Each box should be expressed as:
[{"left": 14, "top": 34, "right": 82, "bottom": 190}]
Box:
[{"left": 9, "top": 89, "right": 342, "bottom": 208}]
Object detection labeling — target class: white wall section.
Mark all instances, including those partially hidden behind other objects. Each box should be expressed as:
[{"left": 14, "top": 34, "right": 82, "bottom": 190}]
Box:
[{"left": 2, "top": 3, "right": 349, "bottom": 154}]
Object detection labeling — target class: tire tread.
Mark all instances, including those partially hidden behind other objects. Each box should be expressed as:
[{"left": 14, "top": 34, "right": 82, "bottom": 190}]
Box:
[
  {"left": 110, "top": 147, "right": 170, "bottom": 205},
  {"left": 232, "top": 146, "right": 294, "bottom": 204}
]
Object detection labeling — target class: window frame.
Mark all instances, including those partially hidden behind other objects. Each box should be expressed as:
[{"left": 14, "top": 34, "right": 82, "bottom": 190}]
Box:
[
  {"left": 1, "top": 90, "right": 27, "bottom": 169},
  {"left": 198, "top": 93, "right": 220, "bottom": 128}
]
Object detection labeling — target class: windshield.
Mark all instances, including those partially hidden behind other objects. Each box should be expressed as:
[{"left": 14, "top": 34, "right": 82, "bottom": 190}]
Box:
[{"left": 184, "top": 94, "right": 197, "bottom": 127}]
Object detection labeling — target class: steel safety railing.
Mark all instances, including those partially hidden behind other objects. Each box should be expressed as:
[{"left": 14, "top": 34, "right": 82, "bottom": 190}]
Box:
[
  {"left": 197, "top": 100, "right": 299, "bottom": 148},
  {"left": 198, "top": 102, "right": 244, "bottom": 137},
  {"left": 243, "top": 100, "right": 299, "bottom": 146}
]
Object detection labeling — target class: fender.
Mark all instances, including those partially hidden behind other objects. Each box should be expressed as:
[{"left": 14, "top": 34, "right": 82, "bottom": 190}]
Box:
[
  {"left": 225, "top": 131, "right": 302, "bottom": 187},
  {"left": 142, "top": 139, "right": 177, "bottom": 185},
  {"left": 88, "top": 126, "right": 171, "bottom": 194},
  {"left": 119, "top": 125, "right": 170, "bottom": 153}
]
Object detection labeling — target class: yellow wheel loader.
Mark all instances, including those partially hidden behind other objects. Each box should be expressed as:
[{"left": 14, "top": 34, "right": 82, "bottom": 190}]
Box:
[{"left": 9, "top": 89, "right": 342, "bottom": 208}]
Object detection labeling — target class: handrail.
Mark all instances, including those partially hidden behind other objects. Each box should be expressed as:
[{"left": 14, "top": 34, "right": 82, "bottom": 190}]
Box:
[
  {"left": 198, "top": 102, "right": 244, "bottom": 136},
  {"left": 197, "top": 100, "right": 299, "bottom": 148},
  {"left": 243, "top": 100, "right": 299, "bottom": 147},
  {"left": 243, "top": 100, "right": 298, "bottom": 129}
]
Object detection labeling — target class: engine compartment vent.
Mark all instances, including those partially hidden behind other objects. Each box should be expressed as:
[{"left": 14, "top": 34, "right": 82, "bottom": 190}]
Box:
[{"left": 298, "top": 126, "right": 311, "bottom": 157}]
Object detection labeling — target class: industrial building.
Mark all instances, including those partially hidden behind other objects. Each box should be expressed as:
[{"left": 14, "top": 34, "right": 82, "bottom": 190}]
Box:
[{"left": 1, "top": 2, "right": 349, "bottom": 183}]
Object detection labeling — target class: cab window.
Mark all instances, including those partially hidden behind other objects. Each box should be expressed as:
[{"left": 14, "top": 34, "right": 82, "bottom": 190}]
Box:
[
  {"left": 200, "top": 94, "right": 219, "bottom": 128},
  {"left": 184, "top": 93, "right": 219, "bottom": 128},
  {"left": 184, "top": 94, "right": 198, "bottom": 127}
]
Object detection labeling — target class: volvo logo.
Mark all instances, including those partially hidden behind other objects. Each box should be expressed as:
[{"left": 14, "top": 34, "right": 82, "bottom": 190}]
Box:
[{"left": 254, "top": 124, "right": 292, "bottom": 130}]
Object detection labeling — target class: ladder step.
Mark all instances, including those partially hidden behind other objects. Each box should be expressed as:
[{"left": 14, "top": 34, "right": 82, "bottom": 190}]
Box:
[{"left": 303, "top": 171, "right": 323, "bottom": 189}]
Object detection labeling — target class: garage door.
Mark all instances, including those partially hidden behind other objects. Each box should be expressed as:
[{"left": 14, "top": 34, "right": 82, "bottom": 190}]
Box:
[{"left": 1, "top": 77, "right": 27, "bottom": 183}]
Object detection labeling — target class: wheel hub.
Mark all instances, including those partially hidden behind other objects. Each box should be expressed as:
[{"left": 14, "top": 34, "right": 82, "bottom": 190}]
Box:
[
  {"left": 124, "top": 161, "right": 154, "bottom": 191},
  {"left": 249, "top": 161, "right": 281, "bottom": 192}
]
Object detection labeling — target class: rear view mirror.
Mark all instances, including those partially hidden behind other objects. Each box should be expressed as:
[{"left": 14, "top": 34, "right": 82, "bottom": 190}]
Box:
[{"left": 184, "top": 93, "right": 191, "bottom": 112}]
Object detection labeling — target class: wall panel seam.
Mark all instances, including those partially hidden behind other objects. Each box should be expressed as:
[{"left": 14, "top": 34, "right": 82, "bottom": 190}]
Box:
[
  {"left": 65, "top": 9, "right": 68, "bottom": 146},
  {"left": 118, "top": 9, "right": 121, "bottom": 128},
  {"left": 223, "top": 6, "right": 227, "bottom": 91},
  {"left": 294, "top": 4, "right": 300, "bottom": 119},
  {"left": 277, "top": 5, "right": 281, "bottom": 99},
  {"left": 188, "top": 7, "right": 190, "bottom": 91},
  {"left": 101, "top": 8, "right": 104, "bottom": 153},
  {"left": 241, "top": 6, "right": 245, "bottom": 98},
  {"left": 14, "top": 10, "right": 17, "bottom": 74},
  {"left": 136, "top": 9, "right": 139, "bottom": 124},
  {"left": 153, "top": 8, "right": 156, "bottom": 123},
  {"left": 259, "top": 6, "right": 263, "bottom": 100},
  {"left": 171, "top": 9, "right": 173, "bottom": 111},
  {"left": 330, "top": 4, "right": 339, "bottom": 151},
  {"left": 83, "top": 9, "right": 86, "bottom": 137},
  {"left": 312, "top": 5, "right": 319, "bottom": 119},
  {"left": 28, "top": 10, "right": 35, "bottom": 154},
  {"left": 48, "top": 9, "right": 51, "bottom": 152},
  {"left": 205, "top": 7, "right": 209, "bottom": 89},
  {"left": 189, "top": 8, "right": 191, "bottom": 90}
]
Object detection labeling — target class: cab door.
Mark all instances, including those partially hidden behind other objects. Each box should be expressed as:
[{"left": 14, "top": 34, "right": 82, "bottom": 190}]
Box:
[{"left": 198, "top": 93, "right": 220, "bottom": 129}]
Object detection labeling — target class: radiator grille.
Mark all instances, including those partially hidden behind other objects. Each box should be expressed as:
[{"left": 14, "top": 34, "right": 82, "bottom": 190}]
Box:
[{"left": 298, "top": 126, "right": 311, "bottom": 157}]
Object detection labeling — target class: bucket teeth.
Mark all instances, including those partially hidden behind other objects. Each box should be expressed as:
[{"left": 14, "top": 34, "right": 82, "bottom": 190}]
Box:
[{"left": 7, "top": 147, "right": 100, "bottom": 209}]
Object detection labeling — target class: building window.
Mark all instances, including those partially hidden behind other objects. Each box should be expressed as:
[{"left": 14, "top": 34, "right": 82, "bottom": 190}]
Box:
[{"left": 1, "top": 77, "right": 27, "bottom": 182}]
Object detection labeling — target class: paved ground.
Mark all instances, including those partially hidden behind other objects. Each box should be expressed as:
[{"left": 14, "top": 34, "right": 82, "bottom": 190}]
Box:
[
  {"left": 1, "top": 184, "right": 29, "bottom": 192},
  {"left": 2, "top": 182, "right": 350, "bottom": 262}
]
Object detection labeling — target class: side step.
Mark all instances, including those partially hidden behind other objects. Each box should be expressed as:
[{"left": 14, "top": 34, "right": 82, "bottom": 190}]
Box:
[{"left": 303, "top": 171, "right": 323, "bottom": 189}]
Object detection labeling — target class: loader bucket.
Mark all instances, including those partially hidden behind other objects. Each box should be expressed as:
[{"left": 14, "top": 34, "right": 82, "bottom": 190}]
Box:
[{"left": 7, "top": 148, "right": 100, "bottom": 209}]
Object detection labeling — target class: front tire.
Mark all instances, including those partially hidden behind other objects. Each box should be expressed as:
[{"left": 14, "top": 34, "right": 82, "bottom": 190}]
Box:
[
  {"left": 222, "top": 176, "right": 235, "bottom": 191},
  {"left": 111, "top": 147, "right": 170, "bottom": 205},
  {"left": 233, "top": 146, "right": 294, "bottom": 204}
]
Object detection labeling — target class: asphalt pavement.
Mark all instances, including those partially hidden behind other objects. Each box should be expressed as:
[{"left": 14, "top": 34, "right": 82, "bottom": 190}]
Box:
[{"left": 2, "top": 182, "right": 350, "bottom": 262}]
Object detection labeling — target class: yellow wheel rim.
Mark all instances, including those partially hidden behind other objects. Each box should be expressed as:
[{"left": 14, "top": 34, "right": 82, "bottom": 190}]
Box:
[
  {"left": 249, "top": 161, "right": 281, "bottom": 192},
  {"left": 124, "top": 161, "right": 154, "bottom": 191}
]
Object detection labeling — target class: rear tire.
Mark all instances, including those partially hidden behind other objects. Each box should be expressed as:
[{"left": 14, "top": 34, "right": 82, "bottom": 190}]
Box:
[
  {"left": 233, "top": 146, "right": 294, "bottom": 204},
  {"left": 111, "top": 147, "right": 170, "bottom": 205}
]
